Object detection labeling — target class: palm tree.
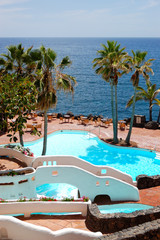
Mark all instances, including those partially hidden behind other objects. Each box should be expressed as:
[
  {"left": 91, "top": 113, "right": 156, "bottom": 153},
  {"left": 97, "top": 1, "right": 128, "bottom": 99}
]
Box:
[
  {"left": 93, "top": 41, "right": 129, "bottom": 143},
  {"left": 0, "top": 44, "right": 35, "bottom": 79},
  {"left": 33, "top": 46, "right": 76, "bottom": 155},
  {"left": 154, "top": 99, "right": 160, "bottom": 123},
  {"left": 0, "top": 44, "right": 37, "bottom": 145},
  {"left": 125, "top": 51, "right": 154, "bottom": 145},
  {"left": 126, "top": 81, "right": 160, "bottom": 122}
]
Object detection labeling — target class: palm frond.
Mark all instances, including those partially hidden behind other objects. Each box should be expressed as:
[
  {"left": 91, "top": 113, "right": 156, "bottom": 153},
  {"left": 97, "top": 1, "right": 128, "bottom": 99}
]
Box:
[
  {"left": 0, "top": 58, "right": 6, "bottom": 65},
  {"left": 126, "top": 94, "right": 144, "bottom": 108},
  {"left": 60, "top": 56, "right": 71, "bottom": 69}
]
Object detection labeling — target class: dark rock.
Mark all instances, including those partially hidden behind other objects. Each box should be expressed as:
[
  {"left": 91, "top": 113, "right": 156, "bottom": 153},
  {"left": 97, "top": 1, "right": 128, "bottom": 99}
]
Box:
[
  {"left": 136, "top": 175, "right": 160, "bottom": 189},
  {"left": 87, "top": 114, "right": 93, "bottom": 119},
  {"left": 98, "top": 115, "right": 103, "bottom": 119},
  {"left": 93, "top": 115, "right": 98, "bottom": 120},
  {"left": 86, "top": 203, "right": 160, "bottom": 235},
  {"left": 96, "top": 219, "right": 160, "bottom": 240},
  {"left": 57, "top": 113, "right": 63, "bottom": 118},
  {"left": 145, "top": 121, "right": 159, "bottom": 129},
  {"left": 73, "top": 115, "right": 79, "bottom": 120}
]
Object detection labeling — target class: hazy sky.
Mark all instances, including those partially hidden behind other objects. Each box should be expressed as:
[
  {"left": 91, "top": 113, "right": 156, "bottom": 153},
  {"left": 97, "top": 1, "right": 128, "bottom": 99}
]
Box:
[{"left": 0, "top": 0, "right": 160, "bottom": 37}]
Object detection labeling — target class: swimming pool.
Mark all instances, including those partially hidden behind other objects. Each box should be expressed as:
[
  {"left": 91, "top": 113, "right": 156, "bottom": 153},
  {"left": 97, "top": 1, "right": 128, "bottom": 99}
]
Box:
[
  {"left": 25, "top": 130, "right": 159, "bottom": 181},
  {"left": 98, "top": 203, "right": 153, "bottom": 214}
]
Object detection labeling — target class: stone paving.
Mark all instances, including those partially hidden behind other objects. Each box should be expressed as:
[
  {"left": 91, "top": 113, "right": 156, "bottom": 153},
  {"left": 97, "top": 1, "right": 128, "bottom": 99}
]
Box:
[
  {"left": 138, "top": 186, "right": 160, "bottom": 207},
  {"left": 18, "top": 214, "right": 89, "bottom": 231}
]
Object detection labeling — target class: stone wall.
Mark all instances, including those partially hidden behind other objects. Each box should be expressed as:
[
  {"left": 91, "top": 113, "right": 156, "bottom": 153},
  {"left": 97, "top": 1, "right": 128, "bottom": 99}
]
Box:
[
  {"left": 85, "top": 204, "right": 160, "bottom": 234},
  {"left": 136, "top": 174, "right": 160, "bottom": 189},
  {"left": 96, "top": 219, "right": 160, "bottom": 240}
]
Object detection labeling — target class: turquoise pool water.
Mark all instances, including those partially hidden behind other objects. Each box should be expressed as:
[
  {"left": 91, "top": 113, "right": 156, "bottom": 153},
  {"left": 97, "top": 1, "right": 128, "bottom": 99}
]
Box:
[
  {"left": 25, "top": 130, "right": 159, "bottom": 181},
  {"left": 98, "top": 203, "right": 153, "bottom": 214},
  {"left": 36, "top": 183, "right": 78, "bottom": 199}
]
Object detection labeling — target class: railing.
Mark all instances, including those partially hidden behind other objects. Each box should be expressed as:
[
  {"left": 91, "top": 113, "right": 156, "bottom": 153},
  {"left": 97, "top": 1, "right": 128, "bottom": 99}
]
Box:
[{"left": 32, "top": 155, "right": 134, "bottom": 185}]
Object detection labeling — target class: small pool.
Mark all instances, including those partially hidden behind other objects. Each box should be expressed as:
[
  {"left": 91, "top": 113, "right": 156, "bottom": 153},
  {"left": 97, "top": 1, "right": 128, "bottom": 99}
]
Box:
[
  {"left": 98, "top": 203, "right": 153, "bottom": 214},
  {"left": 36, "top": 183, "right": 78, "bottom": 199},
  {"left": 24, "top": 130, "right": 159, "bottom": 181}
]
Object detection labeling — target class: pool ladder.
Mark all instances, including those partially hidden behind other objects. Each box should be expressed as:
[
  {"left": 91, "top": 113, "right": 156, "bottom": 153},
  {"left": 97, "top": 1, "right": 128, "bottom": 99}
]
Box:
[
  {"left": 88, "top": 128, "right": 96, "bottom": 139},
  {"left": 155, "top": 152, "right": 160, "bottom": 161}
]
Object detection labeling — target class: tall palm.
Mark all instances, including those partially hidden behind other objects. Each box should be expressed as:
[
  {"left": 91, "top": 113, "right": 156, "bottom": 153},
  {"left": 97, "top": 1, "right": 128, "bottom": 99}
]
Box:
[
  {"left": 33, "top": 46, "right": 76, "bottom": 155},
  {"left": 126, "top": 81, "right": 160, "bottom": 121},
  {"left": 93, "top": 41, "right": 129, "bottom": 143},
  {"left": 125, "top": 51, "right": 154, "bottom": 145}
]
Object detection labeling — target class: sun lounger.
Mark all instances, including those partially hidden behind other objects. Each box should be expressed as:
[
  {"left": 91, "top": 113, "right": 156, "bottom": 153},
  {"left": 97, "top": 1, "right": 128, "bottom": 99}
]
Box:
[
  {"left": 120, "top": 122, "right": 126, "bottom": 131},
  {"left": 59, "top": 117, "right": 64, "bottom": 123},
  {"left": 26, "top": 123, "right": 42, "bottom": 132},
  {"left": 47, "top": 115, "right": 52, "bottom": 122}
]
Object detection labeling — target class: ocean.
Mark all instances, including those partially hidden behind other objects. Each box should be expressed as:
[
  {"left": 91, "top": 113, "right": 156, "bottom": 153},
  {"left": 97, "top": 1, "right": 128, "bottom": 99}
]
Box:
[{"left": 0, "top": 37, "right": 160, "bottom": 121}]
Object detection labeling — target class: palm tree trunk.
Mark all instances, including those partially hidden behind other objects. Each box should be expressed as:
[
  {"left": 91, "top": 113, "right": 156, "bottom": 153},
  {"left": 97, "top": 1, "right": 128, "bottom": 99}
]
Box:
[
  {"left": 19, "top": 132, "right": 24, "bottom": 146},
  {"left": 115, "top": 84, "right": 118, "bottom": 143},
  {"left": 125, "top": 87, "right": 137, "bottom": 145},
  {"left": 111, "top": 83, "right": 117, "bottom": 143},
  {"left": 149, "top": 101, "right": 152, "bottom": 121},
  {"left": 42, "top": 110, "right": 48, "bottom": 155},
  {"left": 157, "top": 108, "right": 160, "bottom": 123}
]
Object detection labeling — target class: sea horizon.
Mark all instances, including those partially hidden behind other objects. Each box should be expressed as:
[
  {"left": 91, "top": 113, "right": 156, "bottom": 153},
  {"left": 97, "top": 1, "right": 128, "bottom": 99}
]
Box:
[{"left": 0, "top": 36, "right": 160, "bottom": 38}]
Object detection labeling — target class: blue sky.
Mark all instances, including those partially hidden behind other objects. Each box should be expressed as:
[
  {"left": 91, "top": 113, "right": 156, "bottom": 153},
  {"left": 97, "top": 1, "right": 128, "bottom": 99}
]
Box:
[{"left": 0, "top": 0, "right": 160, "bottom": 37}]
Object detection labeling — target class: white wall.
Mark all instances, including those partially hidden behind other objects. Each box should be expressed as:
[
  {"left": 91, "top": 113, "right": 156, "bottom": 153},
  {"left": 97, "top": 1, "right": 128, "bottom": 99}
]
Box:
[
  {"left": 0, "top": 165, "right": 139, "bottom": 202},
  {"left": 0, "top": 200, "right": 91, "bottom": 217},
  {"left": 0, "top": 148, "right": 139, "bottom": 202},
  {"left": 35, "top": 166, "right": 139, "bottom": 202},
  {"left": 32, "top": 155, "right": 134, "bottom": 185},
  {"left": 0, "top": 148, "right": 34, "bottom": 166},
  {"left": 0, "top": 215, "right": 102, "bottom": 240},
  {"left": 0, "top": 168, "right": 36, "bottom": 200}
]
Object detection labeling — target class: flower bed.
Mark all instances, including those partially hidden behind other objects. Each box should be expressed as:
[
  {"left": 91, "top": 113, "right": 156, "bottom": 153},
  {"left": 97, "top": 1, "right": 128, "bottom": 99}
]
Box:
[
  {"left": 0, "top": 196, "right": 89, "bottom": 203},
  {"left": 4, "top": 144, "right": 34, "bottom": 157},
  {"left": 0, "top": 146, "right": 35, "bottom": 166}
]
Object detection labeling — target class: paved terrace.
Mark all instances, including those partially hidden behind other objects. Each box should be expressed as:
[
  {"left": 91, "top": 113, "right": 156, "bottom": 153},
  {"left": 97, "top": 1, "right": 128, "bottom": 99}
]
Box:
[
  {"left": 0, "top": 116, "right": 160, "bottom": 151},
  {"left": 0, "top": 116, "right": 160, "bottom": 232}
]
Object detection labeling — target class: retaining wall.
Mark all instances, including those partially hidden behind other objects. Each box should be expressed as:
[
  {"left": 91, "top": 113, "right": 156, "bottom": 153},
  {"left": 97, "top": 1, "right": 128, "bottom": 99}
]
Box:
[
  {"left": 96, "top": 219, "right": 160, "bottom": 240},
  {"left": 86, "top": 204, "right": 160, "bottom": 234}
]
